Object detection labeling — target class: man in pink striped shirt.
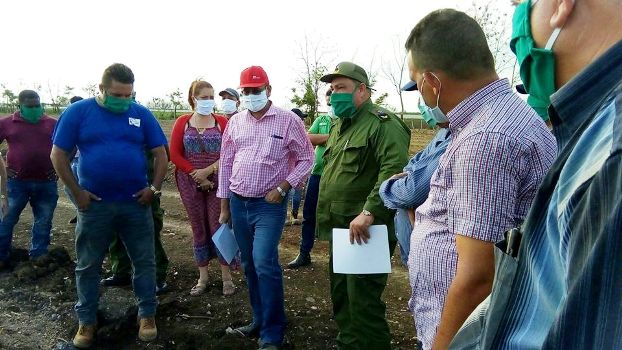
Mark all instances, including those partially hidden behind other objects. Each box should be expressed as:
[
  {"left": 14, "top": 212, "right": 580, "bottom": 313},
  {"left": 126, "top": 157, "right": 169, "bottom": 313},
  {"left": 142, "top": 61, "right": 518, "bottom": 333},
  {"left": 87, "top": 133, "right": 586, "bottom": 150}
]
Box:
[{"left": 217, "top": 66, "right": 313, "bottom": 350}]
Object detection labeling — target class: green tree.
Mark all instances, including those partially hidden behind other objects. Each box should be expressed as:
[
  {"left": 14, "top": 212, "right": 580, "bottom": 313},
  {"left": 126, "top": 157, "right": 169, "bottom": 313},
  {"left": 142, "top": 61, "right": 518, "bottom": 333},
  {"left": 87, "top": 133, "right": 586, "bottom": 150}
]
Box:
[
  {"left": 168, "top": 89, "right": 184, "bottom": 118},
  {"left": 1, "top": 85, "right": 17, "bottom": 105},
  {"left": 290, "top": 35, "right": 331, "bottom": 122},
  {"left": 1, "top": 84, "right": 17, "bottom": 113}
]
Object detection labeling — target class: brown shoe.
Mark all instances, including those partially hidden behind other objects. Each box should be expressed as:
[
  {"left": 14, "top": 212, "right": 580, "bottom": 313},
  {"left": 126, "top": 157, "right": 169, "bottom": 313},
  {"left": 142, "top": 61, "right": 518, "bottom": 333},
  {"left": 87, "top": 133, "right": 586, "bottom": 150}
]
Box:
[
  {"left": 73, "top": 324, "right": 96, "bottom": 348},
  {"left": 138, "top": 317, "right": 158, "bottom": 342}
]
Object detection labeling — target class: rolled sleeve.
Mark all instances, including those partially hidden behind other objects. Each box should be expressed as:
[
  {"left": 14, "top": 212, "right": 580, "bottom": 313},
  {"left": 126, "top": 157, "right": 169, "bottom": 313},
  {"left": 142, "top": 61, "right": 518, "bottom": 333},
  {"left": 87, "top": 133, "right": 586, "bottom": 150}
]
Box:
[
  {"left": 142, "top": 111, "right": 168, "bottom": 150},
  {"left": 285, "top": 118, "right": 314, "bottom": 188},
  {"left": 447, "top": 134, "right": 521, "bottom": 242}
]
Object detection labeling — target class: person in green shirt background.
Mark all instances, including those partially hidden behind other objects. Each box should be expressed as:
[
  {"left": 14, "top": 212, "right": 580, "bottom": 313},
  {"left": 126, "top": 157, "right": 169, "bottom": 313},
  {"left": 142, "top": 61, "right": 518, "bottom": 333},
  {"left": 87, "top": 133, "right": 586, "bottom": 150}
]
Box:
[
  {"left": 316, "top": 62, "right": 410, "bottom": 349},
  {"left": 288, "top": 89, "right": 335, "bottom": 269}
]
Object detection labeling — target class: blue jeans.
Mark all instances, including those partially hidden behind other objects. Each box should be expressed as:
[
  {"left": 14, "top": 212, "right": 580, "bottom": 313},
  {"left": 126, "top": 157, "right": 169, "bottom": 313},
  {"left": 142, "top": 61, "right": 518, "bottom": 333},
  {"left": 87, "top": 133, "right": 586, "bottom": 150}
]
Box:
[
  {"left": 230, "top": 194, "right": 287, "bottom": 346},
  {"left": 394, "top": 208, "right": 413, "bottom": 266},
  {"left": 74, "top": 201, "right": 156, "bottom": 325},
  {"left": 289, "top": 188, "right": 302, "bottom": 217},
  {"left": 300, "top": 174, "right": 320, "bottom": 255},
  {"left": 0, "top": 179, "right": 58, "bottom": 262}
]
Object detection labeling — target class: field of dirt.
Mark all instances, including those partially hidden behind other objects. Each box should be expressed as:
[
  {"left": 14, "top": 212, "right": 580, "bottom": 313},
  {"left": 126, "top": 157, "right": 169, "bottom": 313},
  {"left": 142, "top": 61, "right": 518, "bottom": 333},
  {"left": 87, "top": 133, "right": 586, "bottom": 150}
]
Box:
[{"left": 0, "top": 119, "right": 437, "bottom": 350}]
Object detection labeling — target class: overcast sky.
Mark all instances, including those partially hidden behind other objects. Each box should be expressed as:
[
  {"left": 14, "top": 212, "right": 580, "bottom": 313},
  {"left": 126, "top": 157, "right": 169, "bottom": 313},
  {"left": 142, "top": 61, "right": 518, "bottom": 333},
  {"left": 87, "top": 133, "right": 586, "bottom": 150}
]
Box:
[{"left": 0, "top": 0, "right": 514, "bottom": 112}]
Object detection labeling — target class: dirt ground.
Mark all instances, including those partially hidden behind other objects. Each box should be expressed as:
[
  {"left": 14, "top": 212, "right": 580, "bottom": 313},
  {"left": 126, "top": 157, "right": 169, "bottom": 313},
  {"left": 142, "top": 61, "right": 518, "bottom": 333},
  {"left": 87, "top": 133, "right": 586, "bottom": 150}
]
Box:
[{"left": 0, "top": 120, "right": 436, "bottom": 350}]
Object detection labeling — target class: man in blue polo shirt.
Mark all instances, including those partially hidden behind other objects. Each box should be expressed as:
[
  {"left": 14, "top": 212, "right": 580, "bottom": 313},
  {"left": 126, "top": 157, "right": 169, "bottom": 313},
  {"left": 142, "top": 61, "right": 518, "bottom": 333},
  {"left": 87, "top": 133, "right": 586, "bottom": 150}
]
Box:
[{"left": 50, "top": 63, "right": 168, "bottom": 349}]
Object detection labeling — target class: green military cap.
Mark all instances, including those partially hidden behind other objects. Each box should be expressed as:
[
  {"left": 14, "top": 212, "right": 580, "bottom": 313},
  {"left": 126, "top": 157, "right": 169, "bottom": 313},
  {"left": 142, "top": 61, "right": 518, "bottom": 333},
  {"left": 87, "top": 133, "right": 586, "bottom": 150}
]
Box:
[{"left": 320, "top": 62, "right": 370, "bottom": 86}]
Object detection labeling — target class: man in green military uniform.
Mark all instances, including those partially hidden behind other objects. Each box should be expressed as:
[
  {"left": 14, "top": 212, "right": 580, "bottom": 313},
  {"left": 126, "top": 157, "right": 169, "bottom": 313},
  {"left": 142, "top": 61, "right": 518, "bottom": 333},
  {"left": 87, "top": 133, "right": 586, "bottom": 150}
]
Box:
[
  {"left": 101, "top": 148, "right": 170, "bottom": 294},
  {"left": 316, "top": 62, "right": 410, "bottom": 349}
]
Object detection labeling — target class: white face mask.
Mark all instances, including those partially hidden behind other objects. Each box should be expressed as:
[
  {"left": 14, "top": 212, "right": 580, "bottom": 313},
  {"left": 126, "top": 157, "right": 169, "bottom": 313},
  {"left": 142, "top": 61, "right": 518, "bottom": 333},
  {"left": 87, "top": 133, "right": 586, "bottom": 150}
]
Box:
[
  {"left": 195, "top": 99, "right": 215, "bottom": 115},
  {"left": 328, "top": 106, "right": 336, "bottom": 119},
  {"left": 240, "top": 90, "right": 268, "bottom": 112},
  {"left": 221, "top": 99, "right": 238, "bottom": 114}
]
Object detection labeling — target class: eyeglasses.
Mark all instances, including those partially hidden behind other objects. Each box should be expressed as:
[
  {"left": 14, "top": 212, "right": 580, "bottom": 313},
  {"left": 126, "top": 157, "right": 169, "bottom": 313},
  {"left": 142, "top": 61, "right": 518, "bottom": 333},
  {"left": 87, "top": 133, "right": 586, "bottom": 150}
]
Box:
[{"left": 241, "top": 87, "right": 266, "bottom": 96}]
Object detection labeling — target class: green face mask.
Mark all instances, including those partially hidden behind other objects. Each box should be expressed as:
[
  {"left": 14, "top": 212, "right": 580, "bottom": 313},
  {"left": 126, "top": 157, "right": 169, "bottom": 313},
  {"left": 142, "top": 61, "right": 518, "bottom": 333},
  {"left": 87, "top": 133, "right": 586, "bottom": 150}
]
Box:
[
  {"left": 20, "top": 105, "right": 44, "bottom": 124},
  {"left": 103, "top": 93, "right": 132, "bottom": 114},
  {"left": 330, "top": 92, "right": 357, "bottom": 119},
  {"left": 510, "top": 0, "right": 562, "bottom": 121}
]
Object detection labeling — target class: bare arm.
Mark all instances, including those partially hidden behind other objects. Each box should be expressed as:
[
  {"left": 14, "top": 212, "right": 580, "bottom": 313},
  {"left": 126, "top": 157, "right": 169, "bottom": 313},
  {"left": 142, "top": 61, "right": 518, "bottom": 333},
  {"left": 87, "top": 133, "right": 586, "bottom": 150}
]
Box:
[
  {"left": 308, "top": 133, "right": 329, "bottom": 146},
  {"left": 0, "top": 155, "right": 7, "bottom": 197},
  {"left": 150, "top": 145, "right": 168, "bottom": 190},
  {"left": 0, "top": 156, "right": 7, "bottom": 217},
  {"left": 432, "top": 235, "right": 495, "bottom": 349},
  {"left": 50, "top": 145, "right": 81, "bottom": 196}
]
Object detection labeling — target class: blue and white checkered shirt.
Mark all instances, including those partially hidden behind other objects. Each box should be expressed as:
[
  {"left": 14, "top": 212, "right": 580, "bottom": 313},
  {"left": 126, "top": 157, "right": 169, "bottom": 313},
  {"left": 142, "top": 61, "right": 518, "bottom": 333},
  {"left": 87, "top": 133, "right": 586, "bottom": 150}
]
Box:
[
  {"left": 450, "top": 38, "right": 622, "bottom": 350},
  {"left": 408, "top": 79, "right": 557, "bottom": 349}
]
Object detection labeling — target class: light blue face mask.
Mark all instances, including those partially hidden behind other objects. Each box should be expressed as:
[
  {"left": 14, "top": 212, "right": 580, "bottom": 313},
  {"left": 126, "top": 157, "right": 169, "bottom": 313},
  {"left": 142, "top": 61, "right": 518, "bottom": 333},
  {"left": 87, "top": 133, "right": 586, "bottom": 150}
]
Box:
[
  {"left": 417, "top": 74, "right": 449, "bottom": 127},
  {"left": 195, "top": 99, "right": 216, "bottom": 115},
  {"left": 240, "top": 90, "right": 268, "bottom": 112},
  {"left": 221, "top": 99, "right": 238, "bottom": 114}
]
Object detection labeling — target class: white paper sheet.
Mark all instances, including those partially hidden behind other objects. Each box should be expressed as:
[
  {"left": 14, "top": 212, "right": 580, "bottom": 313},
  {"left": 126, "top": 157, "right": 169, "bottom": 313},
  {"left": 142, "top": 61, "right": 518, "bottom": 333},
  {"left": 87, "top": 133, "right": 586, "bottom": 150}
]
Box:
[
  {"left": 332, "top": 225, "right": 392, "bottom": 274},
  {"left": 212, "top": 224, "right": 239, "bottom": 264}
]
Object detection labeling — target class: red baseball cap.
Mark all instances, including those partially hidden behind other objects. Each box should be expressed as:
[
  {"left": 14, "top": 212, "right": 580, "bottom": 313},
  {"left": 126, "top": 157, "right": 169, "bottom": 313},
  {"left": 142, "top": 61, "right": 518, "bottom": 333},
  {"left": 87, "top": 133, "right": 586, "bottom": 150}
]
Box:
[{"left": 239, "top": 66, "right": 270, "bottom": 88}]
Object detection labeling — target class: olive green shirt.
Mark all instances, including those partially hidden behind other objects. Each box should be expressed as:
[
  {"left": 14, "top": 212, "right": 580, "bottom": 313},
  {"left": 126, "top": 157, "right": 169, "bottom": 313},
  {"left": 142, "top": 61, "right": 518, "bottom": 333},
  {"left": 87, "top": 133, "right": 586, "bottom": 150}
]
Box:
[{"left": 316, "top": 100, "right": 410, "bottom": 241}]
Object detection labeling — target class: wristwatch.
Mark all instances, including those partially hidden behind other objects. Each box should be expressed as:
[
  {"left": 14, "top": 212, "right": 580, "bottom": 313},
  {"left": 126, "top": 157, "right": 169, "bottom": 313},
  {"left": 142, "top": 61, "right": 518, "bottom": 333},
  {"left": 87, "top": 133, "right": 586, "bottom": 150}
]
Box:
[
  {"left": 276, "top": 186, "right": 288, "bottom": 198},
  {"left": 362, "top": 209, "right": 373, "bottom": 217},
  {"left": 149, "top": 184, "right": 162, "bottom": 198}
]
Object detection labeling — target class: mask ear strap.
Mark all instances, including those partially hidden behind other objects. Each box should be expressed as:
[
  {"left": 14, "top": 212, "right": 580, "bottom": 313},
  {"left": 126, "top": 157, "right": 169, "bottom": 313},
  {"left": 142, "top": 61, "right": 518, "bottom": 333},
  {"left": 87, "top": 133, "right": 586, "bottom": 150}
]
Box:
[
  {"left": 545, "top": 27, "right": 562, "bottom": 50},
  {"left": 428, "top": 72, "right": 442, "bottom": 108}
]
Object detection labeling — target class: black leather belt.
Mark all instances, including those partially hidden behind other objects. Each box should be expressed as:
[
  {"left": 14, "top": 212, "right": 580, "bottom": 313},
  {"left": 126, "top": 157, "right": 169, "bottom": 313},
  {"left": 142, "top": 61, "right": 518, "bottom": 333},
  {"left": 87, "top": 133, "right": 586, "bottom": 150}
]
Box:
[{"left": 232, "top": 192, "right": 262, "bottom": 201}]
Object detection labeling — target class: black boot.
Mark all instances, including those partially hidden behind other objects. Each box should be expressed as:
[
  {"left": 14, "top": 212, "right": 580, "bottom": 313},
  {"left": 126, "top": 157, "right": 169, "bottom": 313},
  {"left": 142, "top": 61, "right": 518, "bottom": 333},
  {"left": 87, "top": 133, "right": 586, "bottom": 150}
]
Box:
[{"left": 286, "top": 253, "right": 311, "bottom": 269}]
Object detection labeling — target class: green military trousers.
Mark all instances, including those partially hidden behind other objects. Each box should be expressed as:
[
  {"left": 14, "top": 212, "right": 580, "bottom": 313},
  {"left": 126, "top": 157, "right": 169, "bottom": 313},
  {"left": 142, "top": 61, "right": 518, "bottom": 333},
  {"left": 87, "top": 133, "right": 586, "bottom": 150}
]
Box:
[
  {"left": 329, "top": 241, "right": 396, "bottom": 350},
  {"left": 108, "top": 197, "right": 169, "bottom": 283}
]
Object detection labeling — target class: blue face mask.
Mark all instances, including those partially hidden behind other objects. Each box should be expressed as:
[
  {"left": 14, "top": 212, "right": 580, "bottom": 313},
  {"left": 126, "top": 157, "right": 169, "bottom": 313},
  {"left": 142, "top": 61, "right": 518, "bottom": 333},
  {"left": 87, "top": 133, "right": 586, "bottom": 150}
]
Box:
[
  {"left": 195, "top": 98, "right": 215, "bottom": 115},
  {"left": 417, "top": 75, "right": 448, "bottom": 127},
  {"left": 240, "top": 90, "right": 268, "bottom": 112}
]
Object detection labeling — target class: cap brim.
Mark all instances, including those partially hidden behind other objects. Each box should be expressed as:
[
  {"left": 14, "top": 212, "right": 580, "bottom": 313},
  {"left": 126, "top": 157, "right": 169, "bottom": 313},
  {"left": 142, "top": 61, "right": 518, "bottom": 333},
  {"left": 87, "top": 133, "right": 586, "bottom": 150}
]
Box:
[
  {"left": 320, "top": 73, "right": 343, "bottom": 83},
  {"left": 239, "top": 82, "right": 267, "bottom": 88},
  {"left": 515, "top": 84, "right": 527, "bottom": 95},
  {"left": 402, "top": 81, "right": 418, "bottom": 91}
]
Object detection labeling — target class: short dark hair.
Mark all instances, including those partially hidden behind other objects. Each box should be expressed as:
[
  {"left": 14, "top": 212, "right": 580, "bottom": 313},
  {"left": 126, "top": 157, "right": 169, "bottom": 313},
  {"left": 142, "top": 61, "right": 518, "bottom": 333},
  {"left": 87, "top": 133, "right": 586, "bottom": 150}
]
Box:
[
  {"left": 326, "top": 89, "right": 332, "bottom": 97},
  {"left": 69, "top": 96, "right": 83, "bottom": 104},
  {"left": 18, "top": 90, "right": 39, "bottom": 104},
  {"left": 101, "top": 63, "right": 135, "bottom": 87},
  {"left": 405, "top": 9, "right": 495, "bottom": 79}
]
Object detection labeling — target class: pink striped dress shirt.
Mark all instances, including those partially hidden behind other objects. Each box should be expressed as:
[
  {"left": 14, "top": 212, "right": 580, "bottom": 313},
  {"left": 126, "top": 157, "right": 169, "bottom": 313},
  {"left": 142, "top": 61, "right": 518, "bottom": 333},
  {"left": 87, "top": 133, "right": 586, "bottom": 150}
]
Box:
[{"left": 217, "top": 103, "right": 314, "bottom": 199}]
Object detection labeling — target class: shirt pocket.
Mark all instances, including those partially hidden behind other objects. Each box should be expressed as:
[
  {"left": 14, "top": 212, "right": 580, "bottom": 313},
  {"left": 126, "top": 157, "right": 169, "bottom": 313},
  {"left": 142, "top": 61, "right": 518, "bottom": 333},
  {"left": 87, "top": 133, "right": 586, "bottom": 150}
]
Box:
[
  {"left": 340, "top": 140, "right": 366, "bottom": 173},
  {"left": 262, "top": 134, "right": 285, "bottom": 162},
  {"left": 478, "top": 241, "right": 519, "bottom": 348}
]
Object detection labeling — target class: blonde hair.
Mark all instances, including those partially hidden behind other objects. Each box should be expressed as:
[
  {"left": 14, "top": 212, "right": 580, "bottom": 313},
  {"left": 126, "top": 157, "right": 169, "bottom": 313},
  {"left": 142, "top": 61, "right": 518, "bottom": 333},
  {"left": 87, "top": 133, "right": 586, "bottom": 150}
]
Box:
[{"left": 187, "top": 80, "right": 214, "bottom": 110}]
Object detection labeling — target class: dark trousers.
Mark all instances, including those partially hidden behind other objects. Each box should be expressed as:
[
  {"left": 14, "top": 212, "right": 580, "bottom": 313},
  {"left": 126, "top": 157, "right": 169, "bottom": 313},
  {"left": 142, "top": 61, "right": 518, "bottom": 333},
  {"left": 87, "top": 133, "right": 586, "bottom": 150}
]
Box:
[
  {"left": 300, "top": 174, "right": 320, "bottom": 255},
  {"left": 107, "top": 197, "right": 169, "bottom": 282},
  {"left": 329, "top": 241, "right": 396, "bottom": 350}
]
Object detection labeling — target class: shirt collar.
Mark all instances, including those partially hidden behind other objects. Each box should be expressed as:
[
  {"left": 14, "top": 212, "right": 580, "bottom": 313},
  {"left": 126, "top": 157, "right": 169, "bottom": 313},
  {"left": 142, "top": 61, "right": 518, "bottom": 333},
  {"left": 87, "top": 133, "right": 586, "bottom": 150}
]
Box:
[
  {"left": 338, "top": 99, "right": 372, "bottom": 133},
  {"left": 549, "top": 39, "right": 622, "bottom": 144},
  {"left": 447, "top": 78, "right": 511, "bottom": 132},
  {"left": 245, "top": 101, "right": 276, "bottom": 121}
]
